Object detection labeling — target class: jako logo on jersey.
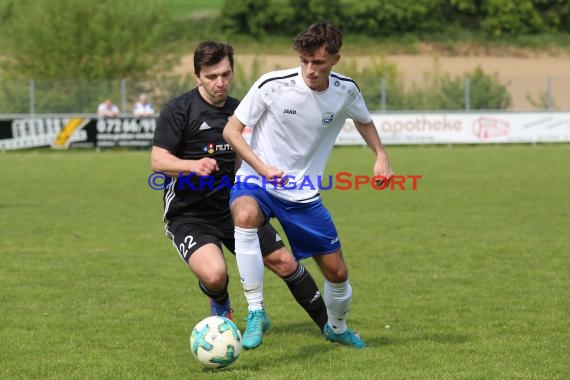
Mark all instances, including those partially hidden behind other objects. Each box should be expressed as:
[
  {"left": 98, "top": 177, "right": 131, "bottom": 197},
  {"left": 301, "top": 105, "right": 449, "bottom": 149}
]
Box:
[
  {"left": 202, "top": 143, "right": 233, "bottom": 154},
  {"left": 283, "top": 108, "right": 297, "bottom": 114},
  {"left": 322, "top": 112, "right": 334, "bottom": 125}
]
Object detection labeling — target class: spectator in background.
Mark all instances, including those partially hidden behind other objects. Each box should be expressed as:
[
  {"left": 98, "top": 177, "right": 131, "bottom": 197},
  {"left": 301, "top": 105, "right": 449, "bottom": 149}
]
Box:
[
  {"left": 97, "top": 99, "right": 120, "bottom": 117},
  {"left": 133, "top": 93, "right": 155, "bottom": 117}
]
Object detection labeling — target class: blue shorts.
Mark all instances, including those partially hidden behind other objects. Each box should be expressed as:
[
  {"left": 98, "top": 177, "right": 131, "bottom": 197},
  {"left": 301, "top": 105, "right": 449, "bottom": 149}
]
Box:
[{"left": 230, "top": 183, "right": 341, "bottom": 260}]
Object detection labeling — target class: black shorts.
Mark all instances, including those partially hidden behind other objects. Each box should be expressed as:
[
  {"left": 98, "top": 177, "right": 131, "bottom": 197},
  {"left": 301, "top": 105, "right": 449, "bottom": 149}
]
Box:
[{"left": 165, "top": 216, "right": 285, "bottom": 262}]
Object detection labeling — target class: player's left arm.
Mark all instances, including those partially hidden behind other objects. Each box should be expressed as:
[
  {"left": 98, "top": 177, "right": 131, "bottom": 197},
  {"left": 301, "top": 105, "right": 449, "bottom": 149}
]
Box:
[{"left": 354, "top": 119, "right": 394, "bottom": 186}]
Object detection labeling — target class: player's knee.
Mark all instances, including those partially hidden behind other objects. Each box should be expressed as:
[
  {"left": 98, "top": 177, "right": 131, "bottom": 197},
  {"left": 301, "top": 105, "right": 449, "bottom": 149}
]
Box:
[
  {"left": 231, "top": 205, "right": 261, "bottom": 228},
  {"left": 199, "top": 272, "right": 228, "bottom": 291},
  {"left": 232, "top": 209, "right": 255, "bottom": 228}
]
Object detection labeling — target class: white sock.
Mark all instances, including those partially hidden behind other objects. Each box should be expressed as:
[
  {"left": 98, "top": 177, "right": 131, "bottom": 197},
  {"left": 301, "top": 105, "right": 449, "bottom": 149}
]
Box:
[
  {"left": 324, "top": 279, "right": 352, "bottom": 334},
  {"left": 234, "top": 226, "right": 264, "bottom": 312}
]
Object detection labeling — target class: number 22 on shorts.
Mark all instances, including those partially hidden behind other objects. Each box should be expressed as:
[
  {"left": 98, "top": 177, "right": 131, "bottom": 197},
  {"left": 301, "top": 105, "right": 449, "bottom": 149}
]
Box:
[{"left": 179, "top": 235, "right": 197, "bottom": 257}]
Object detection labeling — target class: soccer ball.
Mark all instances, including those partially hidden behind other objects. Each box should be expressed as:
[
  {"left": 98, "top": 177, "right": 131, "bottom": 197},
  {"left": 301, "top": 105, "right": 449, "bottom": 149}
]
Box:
[{"left": 190, "top": 316, "right": 242, "bottom": 368}]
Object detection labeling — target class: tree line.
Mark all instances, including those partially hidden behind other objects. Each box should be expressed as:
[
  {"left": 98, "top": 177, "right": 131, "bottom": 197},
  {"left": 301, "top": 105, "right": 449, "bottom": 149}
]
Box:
[
  {"left": 0, "top": 0, "right": 558, "bottom": 112},
  {"left": 221, "top": 0, "right": 570, "bottom": 38}
]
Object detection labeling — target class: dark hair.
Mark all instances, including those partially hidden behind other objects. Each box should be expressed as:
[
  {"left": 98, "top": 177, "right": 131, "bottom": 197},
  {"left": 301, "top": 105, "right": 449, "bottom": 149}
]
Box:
[
  {"left": 293, "top": 21, "right": 342, "bottom": 55},
  {"left": 193, "top": 41, "right": 234, "bottom": 75}
]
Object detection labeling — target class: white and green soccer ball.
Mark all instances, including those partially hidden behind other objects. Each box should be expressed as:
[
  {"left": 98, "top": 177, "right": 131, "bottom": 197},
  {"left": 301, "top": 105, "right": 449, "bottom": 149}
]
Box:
[{"left": 190, "top": 316, "right": 242, "bottom": 368}]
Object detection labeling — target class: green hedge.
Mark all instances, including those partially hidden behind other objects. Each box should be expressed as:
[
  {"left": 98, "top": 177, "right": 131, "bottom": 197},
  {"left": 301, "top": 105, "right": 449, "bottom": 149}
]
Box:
[
  {"left": 229, "top": 57, "right": 512, "bottom": 111},
  {"left": 338, "top": 59, "right": 511, "bottom": 111},
  {"left": 220, "top": 0, "right": 570, "bottom": 38}
]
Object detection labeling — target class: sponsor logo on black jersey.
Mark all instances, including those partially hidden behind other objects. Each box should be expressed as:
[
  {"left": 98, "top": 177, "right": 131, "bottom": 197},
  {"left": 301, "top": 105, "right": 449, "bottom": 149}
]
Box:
[
  {"left": 202, "top": 142, "right": 233, "bottom": 154},
  {"left": 203, "top": 143, "right": 215, "bottom": 154}
]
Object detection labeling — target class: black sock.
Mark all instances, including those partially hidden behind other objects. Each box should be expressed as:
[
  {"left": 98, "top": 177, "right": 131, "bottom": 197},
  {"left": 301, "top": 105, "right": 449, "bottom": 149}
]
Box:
[
  {"left": 198, "top": 275, "right": 229, "bottom": 305},
  {"left": 283, "top": 264, "right": 328, "bottom": 332}
]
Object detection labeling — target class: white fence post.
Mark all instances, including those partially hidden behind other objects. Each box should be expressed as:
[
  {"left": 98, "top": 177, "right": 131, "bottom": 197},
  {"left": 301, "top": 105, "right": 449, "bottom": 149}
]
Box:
[
  {"left": 547, "top": 77, "right": 552, "bottom": 111},
  {"left": 120, "top": 79, "right": 127, "bottom": 114},
  {"left": 464, "top": 77, "right": 470, "bottom": 111},
  {"left": 29, "top": 80, "right": 35, "bottom": 115},
  {"left": 380, "top": 78, "right": 386, "bottom": 112}
]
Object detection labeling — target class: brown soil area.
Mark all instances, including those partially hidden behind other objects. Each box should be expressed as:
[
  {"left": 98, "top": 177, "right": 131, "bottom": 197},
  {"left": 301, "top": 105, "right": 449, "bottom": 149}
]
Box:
[{"left": 174, "top": 53, "right": 570, "bottom": 110}]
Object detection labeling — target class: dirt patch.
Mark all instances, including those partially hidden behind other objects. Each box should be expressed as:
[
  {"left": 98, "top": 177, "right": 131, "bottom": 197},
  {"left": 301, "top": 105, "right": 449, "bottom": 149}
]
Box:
[{"left": 173, "top": 53, "right": 570, "bottom": 110}]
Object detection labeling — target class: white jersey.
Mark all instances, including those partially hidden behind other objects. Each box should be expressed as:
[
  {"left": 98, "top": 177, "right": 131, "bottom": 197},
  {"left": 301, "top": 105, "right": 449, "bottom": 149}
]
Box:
[{"left": 235, "top": 67, "right": 372, "bottom": 202}]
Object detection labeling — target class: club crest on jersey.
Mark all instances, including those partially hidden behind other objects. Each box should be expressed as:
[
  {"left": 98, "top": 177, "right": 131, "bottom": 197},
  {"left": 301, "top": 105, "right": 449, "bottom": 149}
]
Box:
[{"left": 322, "top": 112, "right": 334, "bottom": 125}]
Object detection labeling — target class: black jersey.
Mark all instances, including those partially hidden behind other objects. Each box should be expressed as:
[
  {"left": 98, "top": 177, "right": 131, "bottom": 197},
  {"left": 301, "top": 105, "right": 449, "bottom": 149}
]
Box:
[{"left": 153, "top": 88, "right": 239, "bottom": 223}]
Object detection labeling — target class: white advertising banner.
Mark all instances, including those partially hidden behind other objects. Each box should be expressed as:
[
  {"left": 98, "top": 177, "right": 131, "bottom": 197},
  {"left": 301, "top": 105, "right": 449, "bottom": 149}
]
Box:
[
  {"left": 336, "top": 112, "right": 570, "bottom": 145},
  {"left": 2, "top": 112, "right": 569, "bottom": 150}
]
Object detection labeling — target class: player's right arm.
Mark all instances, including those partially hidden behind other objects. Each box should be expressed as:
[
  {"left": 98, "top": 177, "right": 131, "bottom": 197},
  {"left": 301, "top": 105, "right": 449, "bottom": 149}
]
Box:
[
  {"left": 223, "top": 116, "right": 284, "bottom": 182},
  {"left": 151, "top": 146, "right": 218, "bottom": 177},
  {"left": 152, "top": 97, "right": 219, "bottom": 177}
]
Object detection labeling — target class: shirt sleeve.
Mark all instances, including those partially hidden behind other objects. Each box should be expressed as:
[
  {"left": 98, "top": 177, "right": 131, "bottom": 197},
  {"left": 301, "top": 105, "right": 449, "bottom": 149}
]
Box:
[
  {"left": 152, "top": 103, "right": 183, "bottom": 153},
  {"left": 234, "top": 77, "right": 267, "bottom": 128},
  {"left": 346, "top": 86, "right": 372, "bottom": 124}
]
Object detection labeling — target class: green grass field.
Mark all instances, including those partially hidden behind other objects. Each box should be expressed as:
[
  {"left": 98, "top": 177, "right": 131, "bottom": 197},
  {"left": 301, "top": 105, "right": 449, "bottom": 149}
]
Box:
[{"left": 1, "top": 144, "right": 569, "bottom": 379}]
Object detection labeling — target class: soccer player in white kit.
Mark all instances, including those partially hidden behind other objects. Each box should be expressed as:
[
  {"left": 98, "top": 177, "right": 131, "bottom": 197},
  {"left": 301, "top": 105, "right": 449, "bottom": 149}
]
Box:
[{"left": 223, "top": 21, "right": 394, "bottom": 349}]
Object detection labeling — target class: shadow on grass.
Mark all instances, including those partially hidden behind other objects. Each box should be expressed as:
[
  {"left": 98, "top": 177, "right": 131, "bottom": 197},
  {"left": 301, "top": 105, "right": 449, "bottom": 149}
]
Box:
[
  {"left": 274, "top": 320, "right": 471, "bottom": 348},
  {"left": 229, "top": 321, "right": 334, "bottom": 371},
  {"left": 235, "top": 343, "right": 335, "bottom": 372},
  {"left": 271, "top": 321, "right": 321, "bottom": 334}
]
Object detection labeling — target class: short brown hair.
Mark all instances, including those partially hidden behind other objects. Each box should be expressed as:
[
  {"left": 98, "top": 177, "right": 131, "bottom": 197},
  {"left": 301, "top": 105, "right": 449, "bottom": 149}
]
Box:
[
  {"left": 193, "top": 41, "right": 234, "bottom": 76},
  {"left": 293, "top": 21, "right": 342, "bottom": 55}
]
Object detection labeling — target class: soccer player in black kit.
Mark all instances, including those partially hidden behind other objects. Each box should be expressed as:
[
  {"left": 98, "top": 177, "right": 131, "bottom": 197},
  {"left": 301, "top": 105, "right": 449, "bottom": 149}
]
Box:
[{"left": 151, "top": 42, "right": 327, "bottom": 342}]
